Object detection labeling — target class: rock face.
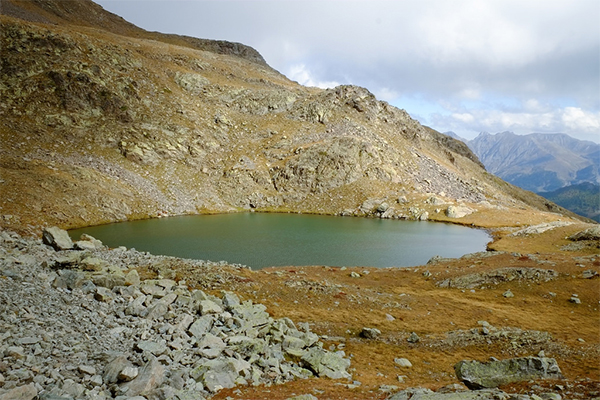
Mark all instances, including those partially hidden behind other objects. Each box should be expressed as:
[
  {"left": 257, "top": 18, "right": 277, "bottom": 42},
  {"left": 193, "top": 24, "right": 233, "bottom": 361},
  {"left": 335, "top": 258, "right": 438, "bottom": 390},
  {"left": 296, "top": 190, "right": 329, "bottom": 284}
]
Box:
[
  {"left": 0, "top": 230, "right": 351, "bottom": 399},
  {"left": 454, "top": 357, "right": 563, "bottom": 389}
]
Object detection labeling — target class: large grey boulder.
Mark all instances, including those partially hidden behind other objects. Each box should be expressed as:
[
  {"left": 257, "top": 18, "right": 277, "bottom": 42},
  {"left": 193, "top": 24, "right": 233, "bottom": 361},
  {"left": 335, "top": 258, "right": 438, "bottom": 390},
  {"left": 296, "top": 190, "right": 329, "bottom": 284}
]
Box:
[
  {"left": 42, "top": 226, "right": 73, "bottom": 251},
  {"left": 454, "top": 356, "right": 563, "bottom": 389},
  {"left": 446, "top": 205, "right": 474, "bottom": 218},
  {"left": 387, "top": 387, "right": 511, "bottom": 399},
  {"left": 190, "top": 357, "right": 239, "bottom": 392},
  {"left": 301, "top": 347, "right": 351, "bottom": 379},
  {"left": 120, "top": 356, "right": 165, "bottom": 397}
]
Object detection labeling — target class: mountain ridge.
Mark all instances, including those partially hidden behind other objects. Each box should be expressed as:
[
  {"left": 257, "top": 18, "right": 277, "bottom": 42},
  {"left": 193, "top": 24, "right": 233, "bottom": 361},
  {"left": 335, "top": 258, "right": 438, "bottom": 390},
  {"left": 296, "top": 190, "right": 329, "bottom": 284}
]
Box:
[{"left": 448, "top": 131, "right": 600, "bottom": 193}]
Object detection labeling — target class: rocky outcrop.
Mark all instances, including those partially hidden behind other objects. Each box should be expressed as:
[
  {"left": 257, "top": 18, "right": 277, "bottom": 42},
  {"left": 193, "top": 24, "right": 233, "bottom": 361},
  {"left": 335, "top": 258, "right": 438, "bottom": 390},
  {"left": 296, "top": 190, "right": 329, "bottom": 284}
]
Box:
[
  {"left": 568, "top": 225, "right": 600, "bottom": 241},
  {"left": 388, "top": 387, "right": 513, "bottom": 399},
  {"left": 437, "top": 267, "right": 558, "bottom": 289},
  {"left": 454, "top": 357, "right": 563, "bottom": 389}
]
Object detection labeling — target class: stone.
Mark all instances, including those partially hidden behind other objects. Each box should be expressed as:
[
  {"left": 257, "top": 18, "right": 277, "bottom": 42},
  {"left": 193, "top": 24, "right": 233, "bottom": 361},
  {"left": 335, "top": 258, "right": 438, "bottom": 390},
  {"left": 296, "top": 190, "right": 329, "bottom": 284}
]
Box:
[
  {"left": 42, "top": 226, "right": 74, "bottom": 251},
  {"left": 53, "top": 269, "right": 87, "bottom": 290},
  {"left": 121, "top": 356, "right": 165, "bottom": 397},
  {"left": 78, "top": 365, "right": 96, "bottom": 375},
  {"left": 95, "top": 287, "right": 114, "bottom": 302},
  {"left": 387, "top": 387, "right": 512, "bottom": 399},
  {"left": 286, "top": 395, "right": 318, "bottom": 400},
  {"left": 103, "top": 355, "right": 130, "bottom": 384},
  {"left": 503, "top": 289, "right": 514, "bottom": 298},
  {"left": 80, "top": 257, "right": 106, "bottom": 272},
  {"left": 350, "top": 271, "right": 361, "bottom": 278},
  {"left": 407, "top": 332, "right": 420, "bottom": 343},
  {"left": 5, "top": 346, "right": 25, "bottom": 359},
  {"left": 189, "top": 315, "right": 214, "bottom": 338},
  {"left": 569, "top": 296, "right": 581, "bottom": 304},
  {"left": 568, "top": 225, "right": 600, "bottom": 241},
  {"left": 0, "top": 383, "right": 38, "bottom": 400},
  {"left": 582, "top": 269, "right": 598, "bottom": 279},
  {"left": 222, "top": 291, "right": 241, "bottom": 310},
  {"left": 118, "top": 366, "right": 139, "bottom": 382},
  {"left": 394, "top": 358, "right": 412, "bottom": 368},
  {"left": 301, "top": 347, "right": 351, "bottom": 379},
  {"left": 540, "top": 394, "right": 562, "bottom": 400},
  {"left": 125, "top": 269, "right": 141, "bottom": 286},
  {"left": 446, "top": 205, "right": 474, "bottom": 218},
  {"left": 227, "top": 336, "right": 266, "bottom": 359},
  {"left": 191, "top": 357, "right": 239, "bottom": 393},
  {"left": 74, "top": 234, "right": 104, "bottom": 251},
  {"left": 360, "top": 327, "right": 381, "bottom": 339},
  {"left": 454, "top": 356, "right": 563, "bottom": 389},
  {"left": 199, "top": 299, "right": 223, "bottom": 315},
  {"left": 283, "top": 335, "right": 307, "bottom": 353},
  {"left": 135, "top": 340, "right": 167, "bottom": 356},
  {"left": 198, "top": 333, "right": 226, "bottom": 358}
]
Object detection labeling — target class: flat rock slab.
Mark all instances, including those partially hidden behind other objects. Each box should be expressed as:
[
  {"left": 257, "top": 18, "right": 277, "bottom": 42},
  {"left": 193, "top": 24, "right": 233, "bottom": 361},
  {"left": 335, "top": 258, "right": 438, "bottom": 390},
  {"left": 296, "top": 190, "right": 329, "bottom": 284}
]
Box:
[
  {"left": 454, "top": 356, "right": 563, "bottom": 390},
  {"left": 388, "top": 387, "right": 512, "bottom": 399}
]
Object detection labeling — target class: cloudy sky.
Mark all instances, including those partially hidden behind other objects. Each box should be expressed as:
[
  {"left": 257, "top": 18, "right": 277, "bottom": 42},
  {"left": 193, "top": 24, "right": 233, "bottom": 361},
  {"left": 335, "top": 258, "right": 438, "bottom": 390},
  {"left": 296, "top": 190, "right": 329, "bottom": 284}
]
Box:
[{"left": 95, "top": 0, "right": 600, "bottom": 143}]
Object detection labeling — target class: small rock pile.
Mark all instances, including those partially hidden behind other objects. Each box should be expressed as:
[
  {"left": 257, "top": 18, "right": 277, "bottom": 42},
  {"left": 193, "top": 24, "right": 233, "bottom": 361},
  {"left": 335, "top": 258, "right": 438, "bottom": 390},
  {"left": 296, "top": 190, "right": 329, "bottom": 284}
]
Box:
[{"left": 0, "top": 228, "right": 351, "bottom": 400}]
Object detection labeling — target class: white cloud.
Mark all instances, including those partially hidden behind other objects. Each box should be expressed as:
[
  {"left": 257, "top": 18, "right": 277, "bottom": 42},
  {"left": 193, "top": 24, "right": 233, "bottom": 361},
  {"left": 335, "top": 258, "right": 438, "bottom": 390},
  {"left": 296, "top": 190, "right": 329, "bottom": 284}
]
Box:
[
  {"left": 287, "top": 64, "right": 340, "bottom": 89},
  {"left": 561, "top": 107, "right": 600, "bottom": 133},
  {"left": 429, "top": 105, "right": 600, "bottom": 142}
]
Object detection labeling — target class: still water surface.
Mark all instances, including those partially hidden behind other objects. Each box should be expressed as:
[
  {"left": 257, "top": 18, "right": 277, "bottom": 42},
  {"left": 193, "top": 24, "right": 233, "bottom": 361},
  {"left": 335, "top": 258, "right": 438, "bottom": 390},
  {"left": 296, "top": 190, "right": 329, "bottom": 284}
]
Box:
[{"left": 69, "top": 213, "right": 490, "bottom": 269}]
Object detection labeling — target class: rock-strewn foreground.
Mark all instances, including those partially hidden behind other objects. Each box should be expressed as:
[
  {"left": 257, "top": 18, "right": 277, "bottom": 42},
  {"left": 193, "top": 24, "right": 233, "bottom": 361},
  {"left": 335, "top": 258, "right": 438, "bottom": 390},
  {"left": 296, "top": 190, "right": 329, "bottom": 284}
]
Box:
[
  {"left": 1, "top": 229, "right": 351, "bottom": 399},
  {"left": 1, "top": 225, "right": 598, "bottom": 399}
]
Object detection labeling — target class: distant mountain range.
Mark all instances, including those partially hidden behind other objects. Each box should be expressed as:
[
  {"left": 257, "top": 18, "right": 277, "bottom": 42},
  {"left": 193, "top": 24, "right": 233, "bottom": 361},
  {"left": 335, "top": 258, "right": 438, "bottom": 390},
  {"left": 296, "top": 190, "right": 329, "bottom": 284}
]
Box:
[
  {"left": 448, "top": 131, "right": 599, "bottom": 192},
  {"left": 446, "top": 131, "right": 599, "bottom": 221}
]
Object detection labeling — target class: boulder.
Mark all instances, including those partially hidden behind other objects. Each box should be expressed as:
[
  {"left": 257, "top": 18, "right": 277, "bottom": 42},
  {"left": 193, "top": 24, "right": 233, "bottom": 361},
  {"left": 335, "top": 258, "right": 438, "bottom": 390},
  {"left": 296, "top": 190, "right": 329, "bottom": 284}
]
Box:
[
  {"left": 387, "top": 387, "right": 512, "bottom": 399},
  {"left": 42, "top": 227, "right": 74, "bottom": 251},
  {"left": 301, "top": 347, "right": 351, "bottom": 379},
  {"left": 360, "top": 327, "right": 381, "bottom": 339},
  {"left": 120, "top": 356, "right": 165, "bottom": 397},
  {"left": 0, "top": 383, "right": 38, "bottom": 400},
  {"left": 446, "top": 205, "right": 474, "bottom": 218},
  {"left": 568, "top": 225, "right": 600, "bottom": 241},
  {"left": 454, "top": 356, "right": 563, "bottom": 389},
  {"left": 191, "top": 357, "right": 239, "bottom": 393},
  {"left": 394, "top": 358, "right": 412, "bottom": 368}
]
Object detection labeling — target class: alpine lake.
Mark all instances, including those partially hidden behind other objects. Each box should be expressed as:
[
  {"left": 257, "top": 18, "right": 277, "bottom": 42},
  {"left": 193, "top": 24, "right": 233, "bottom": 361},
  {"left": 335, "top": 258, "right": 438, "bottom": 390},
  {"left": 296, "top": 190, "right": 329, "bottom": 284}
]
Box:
[{"left": 69, "top": 213, "right": 491, "bottom": 270}]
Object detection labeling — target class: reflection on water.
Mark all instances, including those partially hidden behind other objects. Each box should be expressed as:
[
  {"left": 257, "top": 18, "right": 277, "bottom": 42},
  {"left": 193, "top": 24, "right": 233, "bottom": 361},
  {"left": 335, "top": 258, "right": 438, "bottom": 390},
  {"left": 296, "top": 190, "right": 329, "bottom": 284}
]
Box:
[{"left": 69, "top": 213, "right": 490, "bottom": 269}]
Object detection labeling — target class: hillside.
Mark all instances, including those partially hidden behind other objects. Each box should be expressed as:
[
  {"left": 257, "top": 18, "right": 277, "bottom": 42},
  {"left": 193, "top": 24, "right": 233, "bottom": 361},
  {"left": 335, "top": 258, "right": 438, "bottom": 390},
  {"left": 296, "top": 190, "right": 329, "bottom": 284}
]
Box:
[
  {"left": 0, "top": 1, "right": 598, "bottom": 399},
  {"left": 0, "top": 2, "right": 585, "bottom": 237},
  {"left": 464, "top": 131, "right": 599, "bottom": 193},
  {"left": 540, "top": 182, "right": 600, "bottom": 223}
]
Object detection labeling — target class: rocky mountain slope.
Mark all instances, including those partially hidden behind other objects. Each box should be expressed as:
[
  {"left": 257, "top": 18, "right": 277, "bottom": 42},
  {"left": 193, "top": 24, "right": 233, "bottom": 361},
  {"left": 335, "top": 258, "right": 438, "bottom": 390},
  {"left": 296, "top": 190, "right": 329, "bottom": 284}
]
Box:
[
  {"left": 459, "top": 131, "right": 600, "bottom": 193},
  {"left": 0, "top": 0, "right": 585, "bottom": 237}
]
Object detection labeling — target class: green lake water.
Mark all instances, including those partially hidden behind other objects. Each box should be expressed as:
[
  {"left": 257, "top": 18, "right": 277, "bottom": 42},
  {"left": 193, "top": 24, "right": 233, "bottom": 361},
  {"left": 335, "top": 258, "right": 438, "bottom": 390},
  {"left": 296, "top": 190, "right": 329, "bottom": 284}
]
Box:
[{"left": 69, "top": 213, "right": 490, "bottom": 269}]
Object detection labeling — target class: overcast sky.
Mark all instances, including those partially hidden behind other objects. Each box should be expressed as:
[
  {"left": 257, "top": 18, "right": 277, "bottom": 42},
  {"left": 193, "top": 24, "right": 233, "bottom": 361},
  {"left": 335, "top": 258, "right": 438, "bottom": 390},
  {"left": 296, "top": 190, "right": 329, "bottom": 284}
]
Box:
[{"left": 95, "top": 0, "right": 600, "bottom": 143}]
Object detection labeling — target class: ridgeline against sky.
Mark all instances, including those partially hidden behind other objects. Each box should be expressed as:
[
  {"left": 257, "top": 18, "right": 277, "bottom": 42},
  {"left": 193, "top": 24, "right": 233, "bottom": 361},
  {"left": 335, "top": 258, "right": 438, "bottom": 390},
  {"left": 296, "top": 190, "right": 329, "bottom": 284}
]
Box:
[{"left": 96, "top": 0, "right": 600, "bottom": 142}]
